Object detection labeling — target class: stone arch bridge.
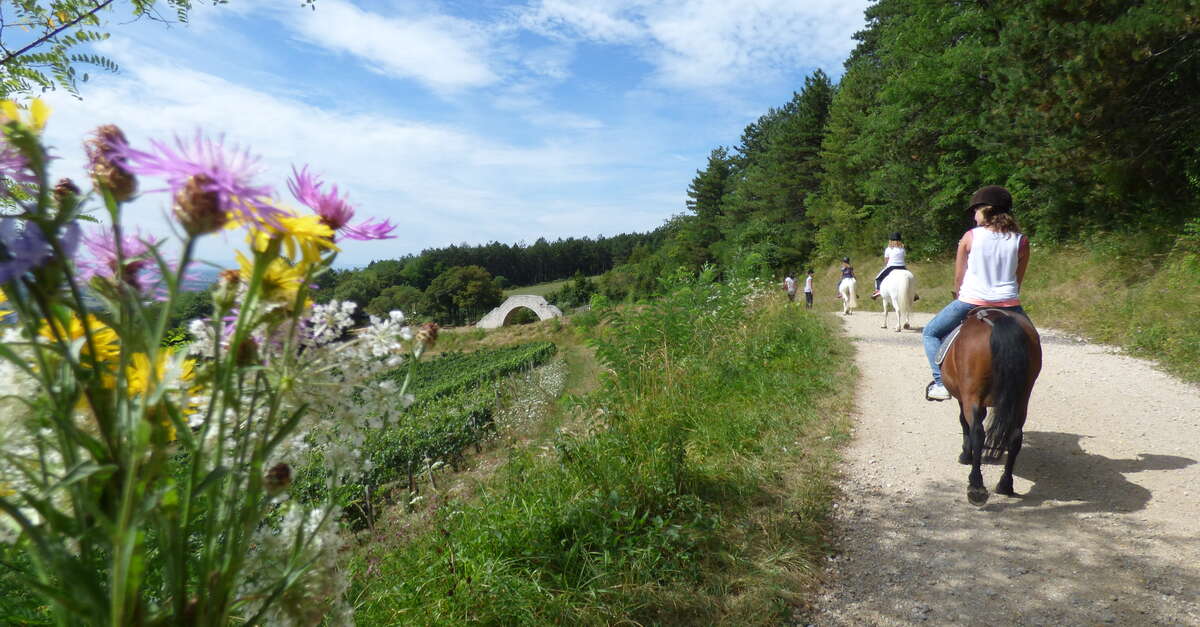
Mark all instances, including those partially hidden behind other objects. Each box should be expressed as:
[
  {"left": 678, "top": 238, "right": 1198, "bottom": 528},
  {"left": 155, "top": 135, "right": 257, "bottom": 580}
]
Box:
[{"left": 476, "top": 295, "right": 563, "bottom": 329}]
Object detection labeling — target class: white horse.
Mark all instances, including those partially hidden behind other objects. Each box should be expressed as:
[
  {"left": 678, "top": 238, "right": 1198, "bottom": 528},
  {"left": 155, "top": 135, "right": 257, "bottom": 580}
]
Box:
[
  {"left": 837, "top": 277, "right": 858, "bottom": 315},
  {"left": 879, "top": 269, "right": 916, "bottom": 332}
]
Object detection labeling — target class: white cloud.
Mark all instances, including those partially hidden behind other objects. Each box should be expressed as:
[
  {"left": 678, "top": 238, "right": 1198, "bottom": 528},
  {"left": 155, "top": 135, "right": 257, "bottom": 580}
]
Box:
[
  {"left": 39, "top": 41, "right": 635, "bottom": 266},
  {"left": 520, "top": 0, "right": 870, "bottom": 88},
  {"left": 282, "top": 0, "right": 498, "bottom": 93}
]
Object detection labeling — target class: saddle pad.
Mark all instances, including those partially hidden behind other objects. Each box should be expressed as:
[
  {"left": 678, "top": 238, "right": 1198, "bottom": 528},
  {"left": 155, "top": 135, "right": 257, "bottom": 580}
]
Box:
[
  {"left": 935, "top": 324, "right": 963, "bottom": 365},
  {"left": 935, "top": 307, "right": 1017, "bottom": 365}
]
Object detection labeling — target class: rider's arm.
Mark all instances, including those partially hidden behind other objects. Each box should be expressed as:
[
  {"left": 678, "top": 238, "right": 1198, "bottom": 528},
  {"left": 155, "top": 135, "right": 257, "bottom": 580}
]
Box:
[
  {"left": 953, "top": 231, "right": 971, "bottom": 295},
  {"left": 1016, "top": 235, "right": 1030, "bottom": 288}
]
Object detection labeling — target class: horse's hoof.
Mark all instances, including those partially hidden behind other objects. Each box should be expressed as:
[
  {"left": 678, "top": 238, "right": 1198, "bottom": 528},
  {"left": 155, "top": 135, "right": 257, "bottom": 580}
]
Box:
[
  {"left": 958, "top": 452, "right": 971, "bottom": 465},
  {"left": 967, "top": 486, "right": 989, "bottom": 506},
  {"left": 995, "top": 480, "right": 1015, "bottom": 496},
  {"left": 903, "top": 323, "right": 911, "bottom": 330}
]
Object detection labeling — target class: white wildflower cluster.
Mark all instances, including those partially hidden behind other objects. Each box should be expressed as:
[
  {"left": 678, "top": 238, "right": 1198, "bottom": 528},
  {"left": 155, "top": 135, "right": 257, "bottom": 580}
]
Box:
[
  {"left": 272, "top": 304, "right": 420, "bottom": 478},
  {"left": 302, "top": 300, "right": 358, "bottom": 348},
  {"left": 237, "top": 504, "right": 352, "bottom": 627},
  {"left": 493, "top": 359, "right": 568, "bottom": 431},
  {"left": 0, "top": 330, "right": 55, "bottom": 544}
]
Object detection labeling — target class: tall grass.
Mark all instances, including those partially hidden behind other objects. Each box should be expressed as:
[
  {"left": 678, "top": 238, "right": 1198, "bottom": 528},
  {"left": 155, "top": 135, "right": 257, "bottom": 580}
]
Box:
[{"left": 348, "top": 273, "right": 853, "bottom": 624}]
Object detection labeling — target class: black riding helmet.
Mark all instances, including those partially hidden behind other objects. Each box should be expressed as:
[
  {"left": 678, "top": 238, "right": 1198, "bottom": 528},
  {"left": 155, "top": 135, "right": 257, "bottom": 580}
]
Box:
[
  {"left": 842, "top": 257, "right": 850, "bottom": 263},
  {"left": 969, "top": 185, "right": 1012, "bottom": 213},
  {"left": 890, "top": 231, "right": 902, "bottom": 241}
]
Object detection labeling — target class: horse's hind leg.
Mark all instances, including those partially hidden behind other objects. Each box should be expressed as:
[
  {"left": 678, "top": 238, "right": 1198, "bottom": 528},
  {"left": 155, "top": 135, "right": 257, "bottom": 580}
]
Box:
[
  {"left": 996, "top": 402, "right": 1028, "bottom": 496},
  {"left": 996, "top": 429, "right": 1022, "bottom": 496},
  {"left": 966, "top": 403, "right": 989, "bottom": 506},
  {"left": 957, "top": 406, "right": 971, "bottom": 465}
]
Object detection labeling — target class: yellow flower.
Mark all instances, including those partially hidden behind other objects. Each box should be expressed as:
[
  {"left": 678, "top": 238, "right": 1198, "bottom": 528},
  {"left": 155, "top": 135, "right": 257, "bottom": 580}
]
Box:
[
  {"left": 236, "top": 251, "right": 306, "bottom": 308},
  {"left": 246, "top": 211, "right": 338, "bottom": 265},
  {"left": 0, "top": 481, "right": 13, "bottom": 497},
  {"left": 0, "top": 98, "right": 50, "bottom": 131},
  {"left": 39, "top": 314, "right": 120, "bottom": 364},
  {"left": 126, "top": 349, "right": 198, "bottom": 441}
]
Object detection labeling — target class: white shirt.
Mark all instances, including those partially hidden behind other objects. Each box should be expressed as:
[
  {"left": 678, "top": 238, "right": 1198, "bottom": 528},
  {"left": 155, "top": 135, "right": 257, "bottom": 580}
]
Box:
[
  {"left": 884, "top": 245, "right": 906, "bottom": 267},
  {"left": 784, "top": 276, "right": 796, "bottom": 293},
  {"left": 959, "top": 227, "right": 1022, "bottom": 304},
  {"left": 804, "top": 276, "right": 813, "bottom": 293}
]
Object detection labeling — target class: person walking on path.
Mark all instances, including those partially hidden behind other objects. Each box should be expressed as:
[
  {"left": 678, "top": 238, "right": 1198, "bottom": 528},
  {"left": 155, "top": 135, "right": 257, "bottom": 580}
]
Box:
[
  {"left": 783, "top": 273, "right": 797, "bottom": 302},
  {"left": 804, "top": 269, "right": 814, "bottom": 309},
  {"left": 922, "top": 185, "right": 1030, "bottom": 401},
  {"left": 871, "top": 232, "right": 918, "bottom": 301}
]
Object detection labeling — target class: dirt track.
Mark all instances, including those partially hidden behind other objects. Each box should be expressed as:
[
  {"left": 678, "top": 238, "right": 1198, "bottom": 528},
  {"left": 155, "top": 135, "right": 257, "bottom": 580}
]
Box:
[{"left": 804, "top": 309, "right": 1200, "bottom": 626}]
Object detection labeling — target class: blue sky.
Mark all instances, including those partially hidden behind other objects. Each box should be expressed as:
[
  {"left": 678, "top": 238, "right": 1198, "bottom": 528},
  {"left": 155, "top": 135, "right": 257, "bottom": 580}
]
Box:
[{"left": 39, "top": 0, "right": 871, "bottom": 268}]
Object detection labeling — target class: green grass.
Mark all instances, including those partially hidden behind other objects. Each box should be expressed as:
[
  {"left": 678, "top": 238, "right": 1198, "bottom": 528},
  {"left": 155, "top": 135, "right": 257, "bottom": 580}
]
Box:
[
  {"left": 347, "top": 276, "right": 854, "bottom": 624},
  {"left": 503, "top": 276, "right": 601, "bottom": 298}
]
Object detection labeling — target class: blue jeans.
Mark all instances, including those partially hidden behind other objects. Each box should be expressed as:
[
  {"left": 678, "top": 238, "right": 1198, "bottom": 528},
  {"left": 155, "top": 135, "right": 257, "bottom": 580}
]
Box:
[{"left": 923, "top": 300, "right": 1026, "bottom": 384}]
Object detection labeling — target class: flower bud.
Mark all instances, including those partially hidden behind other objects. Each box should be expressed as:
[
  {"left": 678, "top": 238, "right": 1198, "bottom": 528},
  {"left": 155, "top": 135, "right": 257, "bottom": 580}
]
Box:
[
  {"left": 84, "top": 125, "right": 137, "bottom": 202},
  {"left": 53, "top": 178, "right": 80, "bottom": 206},
  {"left": 264, "top": 462, "right": 292, "bottom": 494},
  {"left": 213, "top": 269, "right": 240, "bottom": 310},
  {"left": 417, "top": 322, "right": 439, "bottom": 348},
  {"left": 234, "top": 336, "right": 259, "bottom": 367},
  {"left": 173, "top": 174, "right": 226, "bottom": 236}
]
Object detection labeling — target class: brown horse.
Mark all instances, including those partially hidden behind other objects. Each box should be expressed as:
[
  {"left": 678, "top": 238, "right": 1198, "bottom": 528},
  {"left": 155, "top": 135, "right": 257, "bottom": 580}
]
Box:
[{"left": 941, "top": 307, "right": 1042, "bottom": 506}]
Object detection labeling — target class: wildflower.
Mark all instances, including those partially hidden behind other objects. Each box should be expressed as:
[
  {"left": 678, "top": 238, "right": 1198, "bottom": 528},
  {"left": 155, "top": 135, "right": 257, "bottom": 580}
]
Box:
[
  {"left": 77, "top": 226, "right": 164, "bottom": 294},
  {"left": 125, "top": 349, "right": 195, "bottom": 398},
  {"left": 118, "top": 131, "right": 283, "bottom": 234},
  {"left": 264, "top": 463, "right": 292, "bottom": 494},
  {"left": 0, "top": 219, "right": 52, "bottom": 283},
  {"left": 287, "top": 166, "right": 396, "bottom": 240},
  {"left": 38, "top": 313, "right": 120, "bottom": 365},
  {"left": 53, "top": 177, "right": 81, "bottom": 206},
  {"left": 236, "top": 251, "right": 305, "bottom": 309},
  {"left": 0, "top": 142, "right": 35, "bottom": 189},
  {"left": 126, "top": 349, "right": 197, "bottom": 440},
  {"left": 246, "top": 210, "right": 338, "bottom": 265},
  {"left": 0, "top": 99, "right": 51, "bottom": 132},
  {"left": 417, "top": 321, "right": 439, "bottom": 348},
  {"left": 212, "top": 269, "right": 240, "bottom": 310},
  {"left": 84, "top": 125, "right": 137, "bottom": 202}
]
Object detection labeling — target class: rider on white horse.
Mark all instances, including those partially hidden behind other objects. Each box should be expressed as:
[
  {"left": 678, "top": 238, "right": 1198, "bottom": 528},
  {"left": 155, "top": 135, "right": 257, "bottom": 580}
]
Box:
[{"left": 871, "top": 232, "right": 919, "bottom": 302}]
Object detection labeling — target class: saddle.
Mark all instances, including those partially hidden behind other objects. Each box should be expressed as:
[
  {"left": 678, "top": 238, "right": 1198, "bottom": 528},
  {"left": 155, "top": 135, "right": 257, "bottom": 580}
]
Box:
[{"left": 935, "top": 307, "right": 1018, "bottom": 365}]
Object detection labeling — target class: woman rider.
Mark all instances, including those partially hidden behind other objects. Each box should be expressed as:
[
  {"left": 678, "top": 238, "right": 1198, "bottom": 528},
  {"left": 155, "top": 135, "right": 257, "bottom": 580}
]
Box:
[{"left": 923, "top": 186, "right": 1030, "bottom": 401}]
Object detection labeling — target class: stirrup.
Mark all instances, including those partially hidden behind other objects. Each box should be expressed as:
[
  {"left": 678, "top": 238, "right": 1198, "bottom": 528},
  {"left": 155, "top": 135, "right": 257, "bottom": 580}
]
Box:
[{"left": 925, "top": 381, "right": 950, "bottom": 402}]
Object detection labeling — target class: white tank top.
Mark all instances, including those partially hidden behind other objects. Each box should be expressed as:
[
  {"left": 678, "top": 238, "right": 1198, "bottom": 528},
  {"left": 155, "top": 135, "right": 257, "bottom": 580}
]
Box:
[
  {"left": 884, "top": 246, "right": 906, "bottom": 267},
  {"left": 958, "top": 227, "right": 1022, "bottom": 304}
]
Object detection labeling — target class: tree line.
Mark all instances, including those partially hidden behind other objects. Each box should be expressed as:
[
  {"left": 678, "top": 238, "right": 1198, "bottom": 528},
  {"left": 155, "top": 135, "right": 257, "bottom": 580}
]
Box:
[{"left": 602, "top": 0, "right": 1199, "bottom": 300}]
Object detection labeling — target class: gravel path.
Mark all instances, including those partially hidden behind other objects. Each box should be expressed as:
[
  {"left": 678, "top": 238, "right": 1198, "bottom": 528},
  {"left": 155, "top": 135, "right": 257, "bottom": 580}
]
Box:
[{"left": 804, "top": 310, "right": 1200, "bottom": 626}]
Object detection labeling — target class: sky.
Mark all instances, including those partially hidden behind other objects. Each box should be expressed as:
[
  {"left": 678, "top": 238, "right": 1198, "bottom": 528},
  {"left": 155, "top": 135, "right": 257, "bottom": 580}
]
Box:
[{"left": 36, "top": 0, "right": 871, "bottom": 268}]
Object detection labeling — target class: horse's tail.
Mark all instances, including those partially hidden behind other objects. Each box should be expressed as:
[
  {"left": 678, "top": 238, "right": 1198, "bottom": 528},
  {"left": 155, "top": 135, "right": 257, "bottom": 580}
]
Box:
[{"left": 986, "top": 315, "right": 1030, "bottom": 451}]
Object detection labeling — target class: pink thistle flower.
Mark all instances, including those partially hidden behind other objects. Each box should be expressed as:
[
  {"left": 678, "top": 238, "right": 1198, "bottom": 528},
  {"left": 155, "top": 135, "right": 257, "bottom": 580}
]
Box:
[
  {"left": 78, "top": 226, "right": 166, "bottom": 295},
  {"left": 118, "top": 132, "right": 285, "bottom": 234},
  {"left": 287, "top": 166, "right": 395, "bottom": 241}
]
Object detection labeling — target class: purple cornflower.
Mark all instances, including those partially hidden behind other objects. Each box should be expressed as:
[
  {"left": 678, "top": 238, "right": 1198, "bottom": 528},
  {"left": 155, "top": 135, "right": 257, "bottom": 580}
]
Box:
[
  {"left": 0, "top": 218, "right": 55, "bottom": 283},
  {"left": 0, "top": 141, "right": 37, "bottom": 195},
  {"left": 78, "top": 226, "right": 164, "bottom": 294},
  {"left": 118, "top": 131, "right": 284, "bottom": 236},
  {"left": 287, "top": 166, "right": 396, "bottom": 241}
]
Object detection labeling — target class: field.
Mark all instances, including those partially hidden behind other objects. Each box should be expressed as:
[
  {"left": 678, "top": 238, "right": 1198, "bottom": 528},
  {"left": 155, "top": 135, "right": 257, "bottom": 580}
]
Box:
[
  {"left": 347, "top": 276, "right": 854, "bottom": 624},
  {"left": 503, "top": 275, "right": 601, "bottom": 298}
]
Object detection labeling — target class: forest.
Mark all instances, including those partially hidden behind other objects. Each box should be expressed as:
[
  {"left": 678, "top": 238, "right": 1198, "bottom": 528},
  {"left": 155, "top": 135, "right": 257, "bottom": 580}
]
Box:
[{"left": 601, "top": 0, "right": 1199, "bottom": 299}]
